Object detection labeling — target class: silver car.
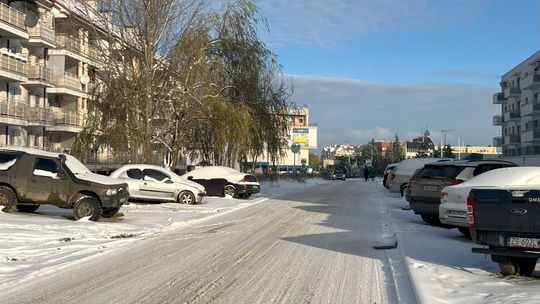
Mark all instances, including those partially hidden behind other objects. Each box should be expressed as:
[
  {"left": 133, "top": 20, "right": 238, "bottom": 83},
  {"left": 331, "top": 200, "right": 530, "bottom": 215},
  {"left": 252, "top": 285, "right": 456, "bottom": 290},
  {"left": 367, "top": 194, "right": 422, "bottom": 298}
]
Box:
[{"left": 110, "top": 164, "right": 206, "bottom": 204}]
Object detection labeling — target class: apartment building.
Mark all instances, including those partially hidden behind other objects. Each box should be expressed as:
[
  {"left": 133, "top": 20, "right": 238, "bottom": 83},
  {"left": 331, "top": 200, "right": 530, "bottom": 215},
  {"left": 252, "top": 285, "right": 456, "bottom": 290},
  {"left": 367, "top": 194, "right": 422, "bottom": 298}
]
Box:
[
  {"left": 493, "top": 50, "right": 540, "bottom": 165},
  {"left": 0, "top": 0, "right": 97, "bottom": 152}
]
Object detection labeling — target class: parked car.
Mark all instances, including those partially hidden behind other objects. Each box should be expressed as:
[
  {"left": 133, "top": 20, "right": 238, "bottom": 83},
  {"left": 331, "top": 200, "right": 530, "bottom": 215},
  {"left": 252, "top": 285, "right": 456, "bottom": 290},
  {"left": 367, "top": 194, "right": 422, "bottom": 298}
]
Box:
[
  {"left": 110, "top": 164, "right": 206, "bottom": 204},
  {"left": 408, "top": 160, "right": 517, "bottom": 226},
  {"left": 0, "top": 147, "right": 129, "bottom": 221},
  {"left": 467, "top": 167, "right": 540, "bottom": 276},
  {"left": 383, "top": 163, "right": 399, "bottom": 189},
  {"left": 181, "top": 166, "right": 260, "bottom": 198},
  {"left": 439, "top": 161, "right": 518, "bottom": 234},
  {"left": 387, "top": 158, "right": 451, "bottom": 195},
  {"left": 330, "top": 169, "right": 346, "bottom": 180}
]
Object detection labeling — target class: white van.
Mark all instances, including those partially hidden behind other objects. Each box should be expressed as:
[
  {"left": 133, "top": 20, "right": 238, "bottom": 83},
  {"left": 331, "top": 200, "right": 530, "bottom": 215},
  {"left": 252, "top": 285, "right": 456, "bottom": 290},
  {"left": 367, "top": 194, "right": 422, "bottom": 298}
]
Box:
[{"left": 387, "top": 158, "right": 451, "bottom": 195}]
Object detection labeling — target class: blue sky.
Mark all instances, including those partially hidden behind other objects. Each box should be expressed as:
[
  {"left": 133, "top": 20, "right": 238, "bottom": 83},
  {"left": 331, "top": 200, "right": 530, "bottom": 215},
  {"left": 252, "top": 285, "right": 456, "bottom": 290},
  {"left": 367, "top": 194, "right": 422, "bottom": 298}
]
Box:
[{"left": 255, "top": 0, "right": 540, "bottom": 149}]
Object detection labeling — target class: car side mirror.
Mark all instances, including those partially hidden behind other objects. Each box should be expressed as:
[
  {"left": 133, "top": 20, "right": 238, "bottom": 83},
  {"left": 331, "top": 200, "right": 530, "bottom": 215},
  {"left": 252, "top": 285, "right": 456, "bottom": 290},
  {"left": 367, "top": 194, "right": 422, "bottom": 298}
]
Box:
[
  {"left": 56, "top": 170, "right": 67, "bottom": 179},
  {"left": 164, "top": 179, "right": 174, "bottom": 184},
  {"left": 187, "top": 176, "right": 193, "bottom": 180}
]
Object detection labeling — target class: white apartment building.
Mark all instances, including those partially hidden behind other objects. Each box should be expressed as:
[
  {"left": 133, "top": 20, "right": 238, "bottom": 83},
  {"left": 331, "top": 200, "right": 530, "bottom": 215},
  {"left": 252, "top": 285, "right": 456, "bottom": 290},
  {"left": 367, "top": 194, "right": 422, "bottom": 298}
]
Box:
[
  {"left": 0, "top": 0, "right": 97, "bottom": 152},
  {"left": 493, "top": 50, "right": 540, "bottom": 165}
]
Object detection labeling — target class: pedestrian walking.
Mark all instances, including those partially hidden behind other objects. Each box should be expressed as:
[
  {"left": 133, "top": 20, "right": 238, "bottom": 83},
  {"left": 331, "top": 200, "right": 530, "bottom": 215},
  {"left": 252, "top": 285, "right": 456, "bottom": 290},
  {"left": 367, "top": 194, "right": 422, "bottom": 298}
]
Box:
[
  {"left": 369, "top": 166, "right": 375, "bottom": 182},
  {"left": 363, "top": 167, "right": 369, "bottom": 181}
]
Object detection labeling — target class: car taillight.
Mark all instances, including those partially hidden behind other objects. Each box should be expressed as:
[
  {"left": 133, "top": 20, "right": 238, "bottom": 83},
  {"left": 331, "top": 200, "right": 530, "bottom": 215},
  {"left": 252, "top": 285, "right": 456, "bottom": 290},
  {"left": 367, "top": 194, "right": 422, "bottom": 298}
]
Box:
[
  {"left": 441, "top": 191, "right": 448, "bottom": 199},
  {"left": 390, "top": 174, "right": 396, "bottom": 180},
  {"left": 451, "top": 179, "right": 464, "bottom": 185},
  {"left": 409, "top": 177, "right": 418, "bottom": 184},
  {"left": 467, "top": 194, "right": 475, "bottom": 227}
]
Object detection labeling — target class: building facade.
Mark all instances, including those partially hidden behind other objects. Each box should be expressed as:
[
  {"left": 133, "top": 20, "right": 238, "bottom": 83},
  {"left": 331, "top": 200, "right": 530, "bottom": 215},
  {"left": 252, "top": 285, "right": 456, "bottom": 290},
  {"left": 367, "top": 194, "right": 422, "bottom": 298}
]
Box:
[
  {"left": 493, "top": 50, "right": 540, "bottom": 165},
  {"left": 0, "top": 0, "right": 98, "bottom": 153}
]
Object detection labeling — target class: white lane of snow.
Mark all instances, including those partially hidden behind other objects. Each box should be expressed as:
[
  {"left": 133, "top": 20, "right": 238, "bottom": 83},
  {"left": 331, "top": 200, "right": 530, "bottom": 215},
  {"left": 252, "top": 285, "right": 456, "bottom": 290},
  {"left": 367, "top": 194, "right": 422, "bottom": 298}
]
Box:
[
  {"left": 379, "top": 184, "right": 540, "bottom": 304},
  {"left": 0, "top": 177, "right": 330, "bottom": 288}
]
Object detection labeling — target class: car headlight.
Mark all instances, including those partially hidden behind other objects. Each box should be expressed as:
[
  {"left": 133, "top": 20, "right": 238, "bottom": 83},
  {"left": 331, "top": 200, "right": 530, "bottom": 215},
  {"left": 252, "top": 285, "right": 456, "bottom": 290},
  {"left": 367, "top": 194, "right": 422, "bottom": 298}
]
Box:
[{"left": 106, "top": 189, "right": 118, "bottom": 196}]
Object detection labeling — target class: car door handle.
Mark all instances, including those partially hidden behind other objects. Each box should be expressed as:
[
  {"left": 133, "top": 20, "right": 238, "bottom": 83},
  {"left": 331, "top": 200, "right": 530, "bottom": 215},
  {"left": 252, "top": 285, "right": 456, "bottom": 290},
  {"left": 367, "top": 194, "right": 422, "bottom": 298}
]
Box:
[{"left": 143, "top": 182, "right": 147, "bottom": 185}]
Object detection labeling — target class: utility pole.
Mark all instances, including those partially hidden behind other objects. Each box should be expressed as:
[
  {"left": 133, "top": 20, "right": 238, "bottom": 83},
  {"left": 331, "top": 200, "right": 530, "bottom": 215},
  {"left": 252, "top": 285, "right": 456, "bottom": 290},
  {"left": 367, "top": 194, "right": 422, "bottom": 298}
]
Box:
[{"left": 441, "top": 129, "right": 455, "bottom": 147}]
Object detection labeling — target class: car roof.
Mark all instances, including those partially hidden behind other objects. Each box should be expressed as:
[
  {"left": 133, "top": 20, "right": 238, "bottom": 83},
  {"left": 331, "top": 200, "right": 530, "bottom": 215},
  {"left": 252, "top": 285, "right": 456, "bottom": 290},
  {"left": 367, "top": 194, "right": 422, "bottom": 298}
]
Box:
[
  {"left": 0, "top": 146, "right": 62, "bottom": 158},
  {"left": 115, "top": 164, "right": 171, "bottom": 171},
  {"left": 422, "top": 159, "right": 517, "bottom": 168}
]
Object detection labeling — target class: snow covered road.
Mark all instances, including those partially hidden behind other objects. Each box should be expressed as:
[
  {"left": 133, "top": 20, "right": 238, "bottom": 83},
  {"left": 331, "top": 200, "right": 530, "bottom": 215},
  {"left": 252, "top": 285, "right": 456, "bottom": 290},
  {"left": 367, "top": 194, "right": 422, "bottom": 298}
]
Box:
[{"left": 0, "top": 179, "right": 399, "bottom": 304}]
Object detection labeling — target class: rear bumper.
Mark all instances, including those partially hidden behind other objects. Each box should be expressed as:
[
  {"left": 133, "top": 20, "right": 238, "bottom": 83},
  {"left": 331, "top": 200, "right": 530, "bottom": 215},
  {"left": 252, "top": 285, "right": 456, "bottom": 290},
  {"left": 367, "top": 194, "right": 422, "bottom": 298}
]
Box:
[
  {"left": 409, "top": 198, "right": 440, "bottom": 215},
  {"left": 439, "top": 204, "right": 468, "bottom": 227},
  {"left": 472, "top": 247, "right": 540, "bottom": 261},
  {"left": 236, "top": 184, "right": 260, "bottom": 195}
]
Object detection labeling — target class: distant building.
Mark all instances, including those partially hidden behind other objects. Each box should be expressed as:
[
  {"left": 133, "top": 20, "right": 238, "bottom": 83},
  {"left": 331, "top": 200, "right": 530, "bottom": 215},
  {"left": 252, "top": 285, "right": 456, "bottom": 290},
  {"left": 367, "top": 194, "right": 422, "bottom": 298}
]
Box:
[
  {"left": 246, "top": 106, "right": 318, "bottom": 172},
  {"left": 493, "top": 50, "right": 540, "bottom": 165},
  {"left": 321, "top": 144, "right": 360, "bottom": 168},
  {"left": 405, "top": 129, "right": 435, "bottom": 158}
]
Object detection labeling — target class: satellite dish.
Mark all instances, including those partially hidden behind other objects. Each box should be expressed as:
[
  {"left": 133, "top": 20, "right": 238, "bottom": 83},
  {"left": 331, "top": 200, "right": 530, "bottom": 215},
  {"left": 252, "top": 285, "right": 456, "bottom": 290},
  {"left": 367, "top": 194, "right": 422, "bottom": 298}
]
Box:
[
  {"left": 80, "top": 75, "right": 90, "bottom": 85},
  {"left": 25, "top": 11, "right": 39, "bottom": 28}
]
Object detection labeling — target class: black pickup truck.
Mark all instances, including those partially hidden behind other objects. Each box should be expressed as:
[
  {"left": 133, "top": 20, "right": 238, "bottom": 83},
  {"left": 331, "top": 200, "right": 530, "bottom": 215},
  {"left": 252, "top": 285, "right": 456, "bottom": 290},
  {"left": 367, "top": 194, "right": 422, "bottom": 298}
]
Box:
[{"left": 469, "top": 188, "right": 540, "bottom": 276}]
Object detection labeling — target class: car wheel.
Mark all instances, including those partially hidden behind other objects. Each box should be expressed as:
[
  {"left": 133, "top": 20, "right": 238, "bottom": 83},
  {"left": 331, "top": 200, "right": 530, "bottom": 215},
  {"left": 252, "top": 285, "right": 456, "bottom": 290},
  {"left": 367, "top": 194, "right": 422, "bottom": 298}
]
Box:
[
  {"left": 498, "top": 261, "right": 517, "bottom": 276},
  {"left": 0, "top": 186, "right": 18, "bottom": 207},
  {"left": 102, "top": 207, "right": 121, "bottom": 218},
  {"left": 178, "top": 191, "right": 196, "bottom": 205},
  {"left": 400, "top": 184, "right": 408, "bottom": 197},
  {"left": 457, "top": 227, "right": 471, "bottom": 239},
  {"left": 420, "top": 214, "right": 441, "bottom": 226},
  {"left": 223, "top": 185, "right": 236, "bottom": 198},
  {"left": 515, "top": 258, "right": 538, "bottom": 276},
  {"left": 16, "top": 205, "right": 40, "bottom": 213},
  {"left": 73, "top": 196, "right": 103, "bottom": 221}
]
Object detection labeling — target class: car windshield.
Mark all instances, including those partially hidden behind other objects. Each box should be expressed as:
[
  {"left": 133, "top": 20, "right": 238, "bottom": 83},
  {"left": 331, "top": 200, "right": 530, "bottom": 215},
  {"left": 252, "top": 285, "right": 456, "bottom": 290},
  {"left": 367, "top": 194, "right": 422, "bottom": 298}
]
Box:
[
  {"left": 64, "top": 155, "right": 91, "bottom": 175},
  {"left": 334, "top": 170, "right": 343, "bottom": 174}
]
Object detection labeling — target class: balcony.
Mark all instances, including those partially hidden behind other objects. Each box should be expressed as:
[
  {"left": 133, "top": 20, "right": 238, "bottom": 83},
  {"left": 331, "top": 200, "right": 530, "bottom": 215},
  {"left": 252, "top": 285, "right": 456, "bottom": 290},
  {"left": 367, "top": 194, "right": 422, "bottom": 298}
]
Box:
[
  {"left": 493, "top": 92, "right": 506, "bottom": 104},
  {"left": 492, "top": 114, "right": 503, "bottom": 126},
  {"left": 493, "top": 136, "right": 504, "bottom": 146},
  {"left": 0, "top": 52, "right": 27, "bottom": 82},
  {"left": 27, "top": 106, "right": 53, "bottom": 125},
  {"left": 47, "top": 109, "right": 83, "bottom": 133},
  {"left": 509, "top": 111, "right": 521, "bottom": 119},
  {"left": 522, "top": 73, "right": 540, "bottom": 91},
  {"left": 0, "top": 2, "right": 27, "bottom": 39},
  {"left": 509, "top": 134, "right": 521, "bottom": 143},
  {"left": 48, "top": 72, "right": 86, "bottom": 97},
  {"left": 51, "top": 34, "right": 99, "bottom": 65},
  {"left": 26, "top": 65, "right": 54, "bottom": 86},
  {"left": 28, "top": 23, "right": 55, "bottom": 48},
  {"left": 504, "top": 87, "right": 521, "bottom": 98}
]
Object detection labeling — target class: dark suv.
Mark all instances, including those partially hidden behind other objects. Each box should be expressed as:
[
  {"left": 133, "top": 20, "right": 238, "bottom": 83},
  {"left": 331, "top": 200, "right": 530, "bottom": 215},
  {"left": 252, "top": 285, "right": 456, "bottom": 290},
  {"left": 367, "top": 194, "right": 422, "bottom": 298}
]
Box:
[
  {"left": 0, "top": 147, "right": 129, "bottom": 221},
  {"left": 407, "top": 160, "right": 517, "bottom": 225}
]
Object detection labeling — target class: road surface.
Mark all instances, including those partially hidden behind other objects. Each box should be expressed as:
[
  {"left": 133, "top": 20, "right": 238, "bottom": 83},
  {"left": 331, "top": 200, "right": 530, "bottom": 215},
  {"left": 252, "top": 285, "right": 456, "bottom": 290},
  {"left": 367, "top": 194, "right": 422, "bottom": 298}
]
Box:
[{"left": 1, "top": 180, "right": 399, "bottom": 304}]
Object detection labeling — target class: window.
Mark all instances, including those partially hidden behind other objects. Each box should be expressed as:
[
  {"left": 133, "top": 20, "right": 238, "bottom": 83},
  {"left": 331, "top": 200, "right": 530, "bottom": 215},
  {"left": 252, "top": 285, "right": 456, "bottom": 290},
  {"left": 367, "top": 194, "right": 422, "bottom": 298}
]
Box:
[
  {"left": 126, "top": 169, "right": 142, "bottom": 180},
  {"left": 33, "top": 158, "right": 59, "bottom": 178},
  {"left": 0, "top": 152, "right": 19, "bottom": 170},
  {"left": 143, "top": 169, "right": 170, "bottom": 182}
]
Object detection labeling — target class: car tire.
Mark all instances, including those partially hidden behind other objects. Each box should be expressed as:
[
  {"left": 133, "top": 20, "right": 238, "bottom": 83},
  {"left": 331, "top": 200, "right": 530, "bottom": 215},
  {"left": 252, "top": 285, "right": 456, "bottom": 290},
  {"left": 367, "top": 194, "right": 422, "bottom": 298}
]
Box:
[
  {"left": 420, "top": 214, "right": 441, "bottom": 226},
  {"left": 223, "top": 185, "right": 236, "bottom": 198},
  {"left": 16, "top": 205, "right": 40, "bottom": 213},
  {"left": 515, "top": 258, "right": 538, "bottom": 276},
  {"left": 73, "top": 196, "right": 103, "bottom": 221},
  {"left": 102, "top": 207, "right": 121, "bottom": 218},
  {"left": 457, "top": 227, "right": 471, "bottom": 239},
  {"left": 400, "top": 184, "right": 408, "bottom": 197},
  {"left": 178, "top": 191, "right": 196, "bottom": 205},
  {"left": 0, "top": 186, "right": 18, "bottom": 207},
  {"left": 498, "top": 261, "right": 517, "bottom": 276}
]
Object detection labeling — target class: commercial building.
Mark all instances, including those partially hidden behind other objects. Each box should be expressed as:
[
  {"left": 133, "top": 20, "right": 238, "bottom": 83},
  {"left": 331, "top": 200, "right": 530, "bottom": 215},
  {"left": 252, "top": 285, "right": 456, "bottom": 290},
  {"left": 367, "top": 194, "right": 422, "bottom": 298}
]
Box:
[{"left": 493, "top": 50, "right": 540, "bottom": 165}]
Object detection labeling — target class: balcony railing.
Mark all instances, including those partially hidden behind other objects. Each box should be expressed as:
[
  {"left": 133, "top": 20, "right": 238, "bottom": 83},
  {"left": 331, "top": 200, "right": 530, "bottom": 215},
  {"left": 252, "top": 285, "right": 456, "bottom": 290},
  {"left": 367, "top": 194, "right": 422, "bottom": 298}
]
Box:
[
  {"left": 0, "top": 99, "right": 26, "bottom": 119},
  {"left": 53, "top": 109, "right": 81, "bottom": 126},
  {"left": 28, "top": 24, "right": 55, "bottom": 45},
  {"left": 0, "top": 52, "right": 26, "bottom": 76},
  {"left": 27, "top": 65, "right": 53, "bottom": 84},
  {"left": 55, "top": 33, "right": 98, "bottom": 60},
  {"left": 493, "top": 92, "right": 506, "bottom": 104},
  {"left": 509, "top": 135, "right": 521, "bottom": 143},
  {"left": 492, "top": 114, "right": 503, "bottom": 126},
  {"left": 27, "top": 106, "right": 53, "bottom": 124},
  {"left": 53, "top": 73, "right": 83, "bottom": 92},
  {"left": 510, "top": 111, "right": 521, "bottom": 119},
  {"left": 493, "top": 136, "right": 504, "bottom": 146},
  {"left": 505, "top": 87, "right": 521, "bottom": 98},
  {"left": 0, "top": 2, "right": 26, "bottom": 31}
]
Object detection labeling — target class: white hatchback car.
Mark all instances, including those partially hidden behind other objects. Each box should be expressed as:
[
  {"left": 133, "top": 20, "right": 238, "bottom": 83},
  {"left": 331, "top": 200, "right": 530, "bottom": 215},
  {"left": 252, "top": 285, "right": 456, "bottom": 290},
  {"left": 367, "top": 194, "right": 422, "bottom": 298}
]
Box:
[
  {"left": 110, "top": 164, "right": 206, "bottom": 204},
  {"left": 440, "top": 167, "right": 540, "bottom": 235}
]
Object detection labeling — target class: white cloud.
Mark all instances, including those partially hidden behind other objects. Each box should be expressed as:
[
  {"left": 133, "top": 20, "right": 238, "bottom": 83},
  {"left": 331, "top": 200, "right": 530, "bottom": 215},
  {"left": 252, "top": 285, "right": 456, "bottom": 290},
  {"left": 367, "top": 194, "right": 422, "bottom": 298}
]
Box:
[
  {"left": 257, "top": 0, "right": 488, "bottom": 47},
  {"left": 285, "top": 74, "right": 498, "bottom": 150}
]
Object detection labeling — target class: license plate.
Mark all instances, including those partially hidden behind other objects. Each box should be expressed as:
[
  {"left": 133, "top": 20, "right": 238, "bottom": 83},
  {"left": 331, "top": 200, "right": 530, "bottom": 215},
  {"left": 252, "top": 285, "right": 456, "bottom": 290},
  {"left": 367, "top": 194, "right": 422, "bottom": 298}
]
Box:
[
  {"left": 507, "top": 237, "right": 540, "bottom": 249},
  {"left": 423, "top": 185, "right": 438, "bottom": 192},
  {"left": 448, "top": 210, "right": 467, "bottom": 218}
]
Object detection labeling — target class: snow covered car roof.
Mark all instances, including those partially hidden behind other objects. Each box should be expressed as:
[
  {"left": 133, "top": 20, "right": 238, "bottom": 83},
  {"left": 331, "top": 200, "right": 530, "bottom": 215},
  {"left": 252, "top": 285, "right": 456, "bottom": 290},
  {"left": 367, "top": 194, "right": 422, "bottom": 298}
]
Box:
[
  {"left": 445, "top": 167, "right": 540, "bottom": 189},
  {"left": 182, "top": 166, "right": 242, "bottom": 179}
]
